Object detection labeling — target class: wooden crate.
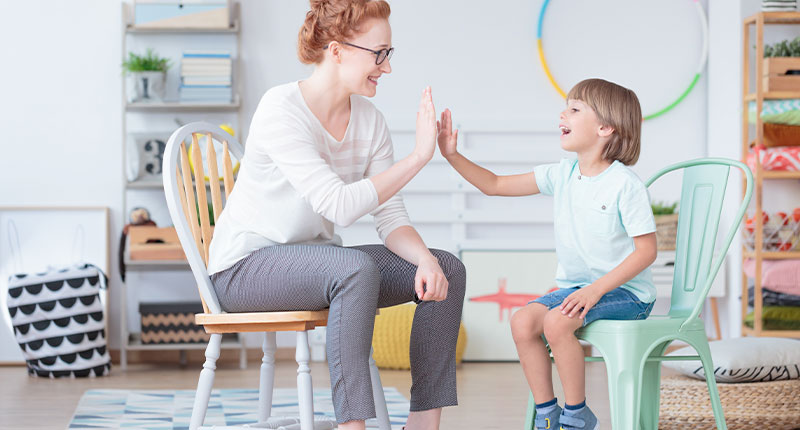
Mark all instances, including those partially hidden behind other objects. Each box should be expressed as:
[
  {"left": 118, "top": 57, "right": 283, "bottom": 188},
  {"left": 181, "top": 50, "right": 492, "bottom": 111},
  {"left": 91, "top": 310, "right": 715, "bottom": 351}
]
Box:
[
  {"left": 762, "top": 57, "right": 800, "bottom": 91},
  {"left": 128, "top": 226, "right": 186, "bottom": 260}
]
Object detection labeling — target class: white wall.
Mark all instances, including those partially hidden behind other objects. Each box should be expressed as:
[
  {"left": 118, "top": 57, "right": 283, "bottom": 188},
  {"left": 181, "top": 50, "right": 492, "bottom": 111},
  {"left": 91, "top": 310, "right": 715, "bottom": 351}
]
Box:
[{"left": 0, "top": 0, "right": 731, "bottom": 351}]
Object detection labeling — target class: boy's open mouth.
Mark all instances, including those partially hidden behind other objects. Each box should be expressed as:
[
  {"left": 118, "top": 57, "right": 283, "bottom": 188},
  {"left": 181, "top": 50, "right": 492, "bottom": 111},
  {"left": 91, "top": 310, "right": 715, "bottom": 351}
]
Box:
[{"left": 560, "top": 126, "right": 571, "bottom": 136}]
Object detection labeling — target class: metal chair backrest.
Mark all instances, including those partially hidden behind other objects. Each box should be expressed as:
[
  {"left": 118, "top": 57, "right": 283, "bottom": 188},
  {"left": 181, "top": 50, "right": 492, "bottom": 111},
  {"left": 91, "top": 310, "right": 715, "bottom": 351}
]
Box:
[
  {"left": 644, "top": 158, "right": 753, "bottom": 329},
  {"left": 162, "top": 122, "right": 242, "bottom": 314}
]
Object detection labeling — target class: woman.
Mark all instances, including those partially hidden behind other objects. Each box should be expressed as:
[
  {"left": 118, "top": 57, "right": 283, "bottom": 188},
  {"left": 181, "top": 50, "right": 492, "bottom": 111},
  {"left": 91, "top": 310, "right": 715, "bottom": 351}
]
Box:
[{"left": 207, "top": 1, "right": 466, "bottom": 429}]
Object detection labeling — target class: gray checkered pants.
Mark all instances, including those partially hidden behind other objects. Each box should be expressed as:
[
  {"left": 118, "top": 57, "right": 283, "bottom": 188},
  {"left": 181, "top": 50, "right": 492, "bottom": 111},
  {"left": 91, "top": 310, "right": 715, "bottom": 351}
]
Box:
[{"left": 210, "top": 244, "right": 466, "bottom": 423}]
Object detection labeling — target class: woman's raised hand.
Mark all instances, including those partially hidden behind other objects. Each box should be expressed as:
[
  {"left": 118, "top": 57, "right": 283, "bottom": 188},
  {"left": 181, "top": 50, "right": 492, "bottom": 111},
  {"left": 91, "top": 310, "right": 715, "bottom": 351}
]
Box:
[
  {"left": 437, "top": 108, "right": 459, "bottom": 159},
  {"left": 413, "top": 86, "right": 437, "bottom": 163}
]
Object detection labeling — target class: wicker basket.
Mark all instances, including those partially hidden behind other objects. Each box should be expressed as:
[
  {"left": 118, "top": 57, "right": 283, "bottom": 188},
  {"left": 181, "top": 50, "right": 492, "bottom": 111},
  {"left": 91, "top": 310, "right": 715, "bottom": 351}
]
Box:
[
  {"left": 659, "top": 375, "right": 800, "bottom": 429},
  {"left": 764, "top": 122, "right": 800, "bottom": 148},
  {"left": 371, "top": 304, "right": 466, "bottom": 370},
  {"left": 655, "top": 214, "right": 678, "bottom": 251}
]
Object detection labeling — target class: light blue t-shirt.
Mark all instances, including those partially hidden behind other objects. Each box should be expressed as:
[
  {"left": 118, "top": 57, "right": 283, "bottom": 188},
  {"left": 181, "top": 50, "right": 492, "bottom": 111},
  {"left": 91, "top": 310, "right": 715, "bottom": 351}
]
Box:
[{"left": 533, "top": 159, "right": 657, "bottom": 303}]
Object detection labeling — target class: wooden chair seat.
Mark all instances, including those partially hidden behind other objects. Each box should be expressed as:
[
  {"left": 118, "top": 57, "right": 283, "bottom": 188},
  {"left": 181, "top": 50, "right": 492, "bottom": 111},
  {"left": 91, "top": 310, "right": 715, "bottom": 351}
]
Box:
[{"left": 196, "top": 310, "right": 329, "bottom": 334}]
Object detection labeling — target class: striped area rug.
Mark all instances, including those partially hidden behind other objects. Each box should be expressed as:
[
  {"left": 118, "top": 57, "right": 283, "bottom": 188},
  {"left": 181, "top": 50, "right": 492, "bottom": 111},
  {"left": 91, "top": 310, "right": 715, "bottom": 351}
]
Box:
[{"left": 69, "top": 387, "right": 410, "bottom": 429}]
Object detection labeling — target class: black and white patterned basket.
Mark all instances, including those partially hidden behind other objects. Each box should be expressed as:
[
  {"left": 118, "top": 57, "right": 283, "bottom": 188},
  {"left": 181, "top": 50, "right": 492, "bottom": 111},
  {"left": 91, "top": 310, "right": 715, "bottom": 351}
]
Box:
[{"left": 6, "top": 263, "right": 111, "bottom": 378}]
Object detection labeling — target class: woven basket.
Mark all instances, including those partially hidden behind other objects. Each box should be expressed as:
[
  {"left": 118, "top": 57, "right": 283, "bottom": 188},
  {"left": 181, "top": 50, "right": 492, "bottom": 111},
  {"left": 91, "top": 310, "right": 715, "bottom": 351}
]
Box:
[
  {"left": 371, "top": 304, "right": 466, "bottom": 370},
  {"left": 655, "top": 214, "right": 678, "bottom": 251},
  {"left": 764, "top": 122, "right": 800, "bottom": 148},
  {"left": 659, "top": 375, "right": 800, "bottom": 429}
]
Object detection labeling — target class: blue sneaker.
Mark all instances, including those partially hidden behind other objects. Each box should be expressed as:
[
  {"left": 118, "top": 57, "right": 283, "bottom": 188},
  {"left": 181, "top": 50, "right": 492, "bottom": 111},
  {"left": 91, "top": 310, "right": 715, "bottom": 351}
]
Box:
[
  {"left": 559, "top": 404, "right": 598, "bottom": 430},
  {"left": 534, "top": 404, "right": 562, "bottom": 430}
]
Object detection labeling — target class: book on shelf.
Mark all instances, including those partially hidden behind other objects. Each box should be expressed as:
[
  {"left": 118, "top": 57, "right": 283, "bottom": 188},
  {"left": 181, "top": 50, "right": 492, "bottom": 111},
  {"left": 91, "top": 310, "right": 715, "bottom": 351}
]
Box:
[
  {"left": 180, "top": 50, "right": 233, "bottom": 100},
  {"left": 179, "top": 84, "right": 233, "bottom": 103},
  {"left": 182, "top": 50, "right": 231, "bottom": 58}
]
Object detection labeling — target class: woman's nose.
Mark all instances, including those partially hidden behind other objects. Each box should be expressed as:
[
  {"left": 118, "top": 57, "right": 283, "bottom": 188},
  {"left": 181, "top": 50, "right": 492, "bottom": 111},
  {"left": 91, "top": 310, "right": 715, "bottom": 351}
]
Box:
[{"left": 380, "top": 59, "right": 392, "bottom": 74}]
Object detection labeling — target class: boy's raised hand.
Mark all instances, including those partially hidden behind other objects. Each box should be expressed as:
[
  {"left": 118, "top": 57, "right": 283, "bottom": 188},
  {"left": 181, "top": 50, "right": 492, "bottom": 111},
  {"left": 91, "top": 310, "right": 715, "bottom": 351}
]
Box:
[{"left": 437, "top": 108, "right": 459, "bottom": 159}]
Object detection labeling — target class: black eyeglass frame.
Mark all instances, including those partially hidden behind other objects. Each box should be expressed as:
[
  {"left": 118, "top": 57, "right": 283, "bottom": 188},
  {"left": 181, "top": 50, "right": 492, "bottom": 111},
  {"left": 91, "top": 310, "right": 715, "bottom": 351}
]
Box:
[{"left": 323, "top": 41, "right": 394, "bottom": 65}]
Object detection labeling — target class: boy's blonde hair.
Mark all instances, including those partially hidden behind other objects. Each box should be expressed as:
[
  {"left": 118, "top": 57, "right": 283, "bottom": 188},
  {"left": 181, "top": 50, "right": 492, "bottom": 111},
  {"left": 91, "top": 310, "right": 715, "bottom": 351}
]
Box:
[{"left": 567, "top": 78, "right": 642, "bottom": 166}]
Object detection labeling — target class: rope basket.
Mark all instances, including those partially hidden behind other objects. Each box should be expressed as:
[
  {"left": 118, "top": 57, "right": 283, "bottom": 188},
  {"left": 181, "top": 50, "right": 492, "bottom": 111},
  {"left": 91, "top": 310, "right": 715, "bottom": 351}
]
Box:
[
  {"left": 659, "top": 375, "right": 800, "bottom": 429},
  {"left": 655, "top": 214, "right": 679, "bottom": 250}
]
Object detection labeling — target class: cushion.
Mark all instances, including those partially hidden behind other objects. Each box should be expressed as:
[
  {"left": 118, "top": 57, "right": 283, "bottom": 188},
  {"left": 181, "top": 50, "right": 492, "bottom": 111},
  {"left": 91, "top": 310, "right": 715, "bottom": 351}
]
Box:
[
  {"left": 748, "top": 98, "right": 800, "bottom": 125},
  {"left": 746, "top": 145, "right": 800, "bottom": 172},
  {"left": 743, "top": 259, "right": 800, "bottom": 295},
  {"left": 744, "top": 306, "right": 800, "bottom": 330},
  {"left": 664, "top": 337, "right": 800, "bottom": 383}
]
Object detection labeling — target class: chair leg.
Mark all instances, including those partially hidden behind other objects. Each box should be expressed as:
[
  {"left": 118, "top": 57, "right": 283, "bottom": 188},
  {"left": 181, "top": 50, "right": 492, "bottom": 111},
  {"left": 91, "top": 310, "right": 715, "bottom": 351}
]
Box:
[
  {"left": 523, "top": 391, "right": 536, "bottom": 430},
  {"left": 603, "top": 347, "right": 647, "bottom": 430},
  {"left": 190, "top": 333, "right": 222, "bottom": 430},
  {"left": 259, "top": 332, "right": 277, "bottom": 423},
  {"left": 296, "top": 331, "right": 315, "bottom": 430},
  {"left": 639, "top": 341, "right": 670, "bottom": 430},
  {"left": 692, "top": 337, "right": 728, "bottom": 430},
  {"left": 369, "top": 347, "right": 391, "bottom": 430}
]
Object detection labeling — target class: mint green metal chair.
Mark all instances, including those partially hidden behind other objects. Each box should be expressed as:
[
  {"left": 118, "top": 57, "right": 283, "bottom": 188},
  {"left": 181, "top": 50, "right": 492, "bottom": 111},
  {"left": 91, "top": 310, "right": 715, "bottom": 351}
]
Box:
[{"left": 524, "top": 158, "right": 753, "bottom": 430}]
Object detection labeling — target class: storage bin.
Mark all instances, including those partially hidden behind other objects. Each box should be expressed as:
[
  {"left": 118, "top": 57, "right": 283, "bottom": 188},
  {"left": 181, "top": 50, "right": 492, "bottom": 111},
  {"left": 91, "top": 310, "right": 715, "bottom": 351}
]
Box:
[{"left": 139, "top": 302, "right": 209, "bottom": 344}]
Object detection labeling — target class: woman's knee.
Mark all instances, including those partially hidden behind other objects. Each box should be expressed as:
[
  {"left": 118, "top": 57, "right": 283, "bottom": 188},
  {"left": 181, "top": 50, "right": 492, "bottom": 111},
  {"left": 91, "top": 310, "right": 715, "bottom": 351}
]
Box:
[
  {"left": 430, "top": 249, "right": 466, "bottom": 298},
  {"left": 337, "top": 250, "right": 381, "bottom": 296}
]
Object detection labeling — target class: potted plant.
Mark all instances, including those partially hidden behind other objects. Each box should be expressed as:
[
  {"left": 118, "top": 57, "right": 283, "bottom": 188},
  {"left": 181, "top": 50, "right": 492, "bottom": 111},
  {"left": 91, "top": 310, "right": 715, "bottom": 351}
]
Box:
[
  {"left": 122, "top": 49, "right": 170, "bottom": 102},
  {"left": 762, "top": 36, "right": 800, "bottom": 92},
  {"left": 652, "top": 201, "right": 678, "bottom": 251}
]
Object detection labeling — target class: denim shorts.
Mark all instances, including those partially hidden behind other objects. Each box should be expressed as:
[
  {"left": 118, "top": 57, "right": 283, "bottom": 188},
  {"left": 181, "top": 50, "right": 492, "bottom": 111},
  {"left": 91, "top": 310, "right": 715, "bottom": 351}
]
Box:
[{"left": 531, "top": 286, "right": 654, "bottom": 326}]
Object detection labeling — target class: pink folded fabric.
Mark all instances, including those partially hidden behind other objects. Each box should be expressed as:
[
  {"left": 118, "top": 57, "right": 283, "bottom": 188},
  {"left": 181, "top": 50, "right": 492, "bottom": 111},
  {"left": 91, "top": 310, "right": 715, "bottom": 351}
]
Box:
[{"left": 743, "top": 258, "right": 800, "bottom": 295}]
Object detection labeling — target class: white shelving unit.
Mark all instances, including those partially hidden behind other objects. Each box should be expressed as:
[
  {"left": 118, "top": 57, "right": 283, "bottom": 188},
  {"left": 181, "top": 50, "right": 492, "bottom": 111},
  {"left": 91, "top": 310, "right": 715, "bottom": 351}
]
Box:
[{"left": 119, "top": 2, "right": 246, "bottom": 370}]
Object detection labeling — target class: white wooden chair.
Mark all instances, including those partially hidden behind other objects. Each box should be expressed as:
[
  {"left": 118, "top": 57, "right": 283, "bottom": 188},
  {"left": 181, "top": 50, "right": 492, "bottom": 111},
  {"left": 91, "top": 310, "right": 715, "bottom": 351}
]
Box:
[{"left": 162, "top": 122, "right": 392, "bottom": 430}]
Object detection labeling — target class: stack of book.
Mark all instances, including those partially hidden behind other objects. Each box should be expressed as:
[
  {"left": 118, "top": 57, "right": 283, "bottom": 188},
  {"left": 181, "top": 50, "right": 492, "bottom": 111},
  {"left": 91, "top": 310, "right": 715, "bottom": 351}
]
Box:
[{"left": 179, "top": 50, "right": 233, "bottom": 103}]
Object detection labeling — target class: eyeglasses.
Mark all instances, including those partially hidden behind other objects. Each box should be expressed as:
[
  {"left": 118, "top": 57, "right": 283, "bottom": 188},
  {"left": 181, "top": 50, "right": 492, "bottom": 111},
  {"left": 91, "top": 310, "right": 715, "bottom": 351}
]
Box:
[{"left": 324, "top": 42, "right": 394, "bottom": 65}]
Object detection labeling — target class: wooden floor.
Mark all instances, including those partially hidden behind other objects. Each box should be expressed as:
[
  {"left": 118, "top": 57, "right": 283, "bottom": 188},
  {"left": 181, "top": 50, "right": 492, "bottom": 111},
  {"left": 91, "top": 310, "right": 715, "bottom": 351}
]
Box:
[{"left": 0, "top": 358, "right": 679, "bottom": 429}]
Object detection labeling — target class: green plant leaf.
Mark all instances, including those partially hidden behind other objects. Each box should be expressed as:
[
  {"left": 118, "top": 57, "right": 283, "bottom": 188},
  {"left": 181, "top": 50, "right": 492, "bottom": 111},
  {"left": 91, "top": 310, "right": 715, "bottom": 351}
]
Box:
[
  {"left": 651, "top": 200, "right": 678, "bottom": 215},
  {"left": 122, "top": 48, "right": 171, "bottom": 74}
]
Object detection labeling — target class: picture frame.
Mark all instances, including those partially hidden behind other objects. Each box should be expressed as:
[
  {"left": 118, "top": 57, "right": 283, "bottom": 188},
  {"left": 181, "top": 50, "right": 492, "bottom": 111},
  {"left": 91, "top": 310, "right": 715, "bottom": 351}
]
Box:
[
  {"left": 0, "top": 206, "right": 110, "bottom": 364},
  {"left": 460, "top": 249, "right": 559, "bottom": 361}
]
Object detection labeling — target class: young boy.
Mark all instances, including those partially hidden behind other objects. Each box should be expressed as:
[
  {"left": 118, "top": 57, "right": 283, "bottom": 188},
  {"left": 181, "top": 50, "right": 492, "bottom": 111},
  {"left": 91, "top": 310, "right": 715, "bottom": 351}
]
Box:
[{"left": 437, "top": 78, "right": 657, "bottom": 430}]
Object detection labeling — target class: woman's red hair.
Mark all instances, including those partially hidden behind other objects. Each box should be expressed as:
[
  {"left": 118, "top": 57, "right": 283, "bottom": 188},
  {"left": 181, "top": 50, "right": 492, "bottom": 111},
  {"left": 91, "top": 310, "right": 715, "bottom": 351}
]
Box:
[{"left": 298, "top": 0, "right": 391, "bottom": 64}]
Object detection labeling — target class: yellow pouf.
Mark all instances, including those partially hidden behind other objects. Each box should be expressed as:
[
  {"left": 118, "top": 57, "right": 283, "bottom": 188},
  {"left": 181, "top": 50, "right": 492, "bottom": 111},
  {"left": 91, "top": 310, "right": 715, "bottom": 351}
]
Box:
[{"left": 372, "top": 304, "right": 466, "bottom": 370}]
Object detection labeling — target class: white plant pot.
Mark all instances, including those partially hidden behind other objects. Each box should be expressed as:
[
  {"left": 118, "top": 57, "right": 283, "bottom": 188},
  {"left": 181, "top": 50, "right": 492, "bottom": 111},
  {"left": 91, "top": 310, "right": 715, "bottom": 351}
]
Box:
[{"left": 126, "top": 71, "right": 166, "bottom": 102}]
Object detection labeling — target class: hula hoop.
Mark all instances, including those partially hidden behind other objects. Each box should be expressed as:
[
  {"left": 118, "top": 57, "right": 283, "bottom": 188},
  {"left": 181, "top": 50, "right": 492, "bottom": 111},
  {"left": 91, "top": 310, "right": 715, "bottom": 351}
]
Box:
[{"left": 536, "top": 0, "right": 708, "bottom": 120}]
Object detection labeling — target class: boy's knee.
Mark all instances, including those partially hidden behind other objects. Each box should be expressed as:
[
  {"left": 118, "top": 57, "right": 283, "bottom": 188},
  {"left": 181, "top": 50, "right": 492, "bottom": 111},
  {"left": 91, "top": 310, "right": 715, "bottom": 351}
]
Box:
[
  {"left": 542, "top": 311, "right": 568, "bottom": 341},
  {"left": 511, "top": 307, "right": 543, "bottom": 342}
]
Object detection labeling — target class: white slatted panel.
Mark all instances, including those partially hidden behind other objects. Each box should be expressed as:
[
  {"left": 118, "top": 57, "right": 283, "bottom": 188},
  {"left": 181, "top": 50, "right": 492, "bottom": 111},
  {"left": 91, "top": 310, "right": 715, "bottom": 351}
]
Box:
[{"left": 338, "top": 128, "right": 567, "bottom": 252}]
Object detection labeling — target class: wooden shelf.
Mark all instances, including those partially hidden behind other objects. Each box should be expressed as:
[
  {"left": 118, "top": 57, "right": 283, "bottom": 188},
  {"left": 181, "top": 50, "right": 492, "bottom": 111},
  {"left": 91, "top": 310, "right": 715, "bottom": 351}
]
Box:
[
  {"left": 741, "top": 13, "right": 800, "bottom": 340},
  {"left": 743, "top": 250, "right": 800, "bottom": 260},
  {"left": 745, "top": 11, "right": 800, "bottom": 25},
  {"left": 761, "top": 170, "right": 800, "bottom": 179},
  {"left": 744, "top": 91, "right": 800, "bottom": 101},
  {"left": 741, "top": 326, "right": 800, "bottom": 338}
]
